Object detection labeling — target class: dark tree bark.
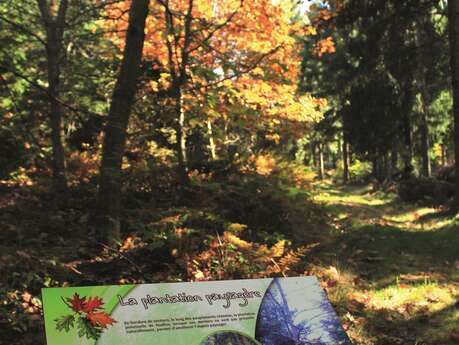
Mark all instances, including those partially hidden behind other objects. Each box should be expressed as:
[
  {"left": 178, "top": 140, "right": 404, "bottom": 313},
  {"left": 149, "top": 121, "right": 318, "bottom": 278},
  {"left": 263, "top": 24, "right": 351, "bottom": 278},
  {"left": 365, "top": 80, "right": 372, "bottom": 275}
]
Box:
[
  {"left": 401, "top": 82, "right": 414, "bottom": 179},
  {"left": 419, "top": 104, "right": 432, "bottom": 177},
  {"left": 163, "top": 0, "right": 194, "bottom": 187},
  {"left": 37, "top": 0, "right": 69, "bottom": 195},
  {"left": 449, "top": 0, "right": 459, "bottom": 211},
  {"left": 96, "top": 0, "right": 150, "bottom": 245},
  {"left": 417, "top": 16, "right": 433, "bottom": 178}
]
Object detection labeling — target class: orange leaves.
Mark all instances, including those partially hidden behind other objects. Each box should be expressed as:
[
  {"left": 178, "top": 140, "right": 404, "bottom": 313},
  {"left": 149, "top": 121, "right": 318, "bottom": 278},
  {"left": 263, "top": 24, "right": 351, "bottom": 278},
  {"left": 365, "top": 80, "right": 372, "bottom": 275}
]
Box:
[
  {"left": 189, "top": 225, "right": 308, "bottom": 281},
  {"left": 314, "top": 36, "right": 336, "bottom": 57},
  {"left": 87, "top": 311, "right": 116, "bottom": 328},
  {"left": 106, "top": 0, "right": 324, "bottom": 140},
  {"left": 316, "top": 9, "right": 334, "bottom": 22}
]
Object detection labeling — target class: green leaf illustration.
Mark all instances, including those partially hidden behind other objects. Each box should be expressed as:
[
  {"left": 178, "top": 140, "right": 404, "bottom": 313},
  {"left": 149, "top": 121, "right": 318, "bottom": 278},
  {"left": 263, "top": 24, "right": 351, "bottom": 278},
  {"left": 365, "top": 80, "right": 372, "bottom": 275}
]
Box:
[
  {"left": 77, "top": 317, "right": 102, "bottom": 340},
  {"left": 55, "top": 315, "right": 75, "bottom": 332}
]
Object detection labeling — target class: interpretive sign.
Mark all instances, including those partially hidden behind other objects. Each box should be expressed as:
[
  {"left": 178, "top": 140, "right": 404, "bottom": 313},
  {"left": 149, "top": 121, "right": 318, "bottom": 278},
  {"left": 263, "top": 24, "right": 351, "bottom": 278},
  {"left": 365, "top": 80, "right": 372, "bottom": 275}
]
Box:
[{"left": 42, "top": 276, "right": 351, "bottom": 345}]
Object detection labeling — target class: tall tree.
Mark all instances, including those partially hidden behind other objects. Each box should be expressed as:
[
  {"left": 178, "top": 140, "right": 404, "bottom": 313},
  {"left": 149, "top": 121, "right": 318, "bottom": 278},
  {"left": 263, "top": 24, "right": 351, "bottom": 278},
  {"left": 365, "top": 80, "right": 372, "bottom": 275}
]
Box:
[
  {"left": 163, "top": 0, "right": 194, "bottom": 186},
  {"left": 37, "top": 0, "right": 69, "bottom": 194},
  {"left": 448, "top": 0, "right": 459, "bottom": 210},
  {"left": 96, "top": 0, "right": 150, "bottom": 245}
]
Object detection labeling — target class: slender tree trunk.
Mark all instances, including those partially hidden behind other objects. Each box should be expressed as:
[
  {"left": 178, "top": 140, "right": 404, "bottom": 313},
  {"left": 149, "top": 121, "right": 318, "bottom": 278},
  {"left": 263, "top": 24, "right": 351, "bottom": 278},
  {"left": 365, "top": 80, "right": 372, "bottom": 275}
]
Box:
[
  {"left": 372, "top": 157, "right": 380, "bottom": 183},
  {"left": 318, "top": 142, "right": 325, "bottom": 180},
  {"left": 418, "top": 17, "right": 432, "bottom": 178},
  {"left": 342, "top": 132, "right": 349, "bottom": 183},
  {"left": 391, "top": 144, "right": 398, "bottom": 171},
  {"left": 401, "top": 82, "right": 414, "bottom": 179},
  {"left": 420, "top": 102, "right": 432, "bottom": 177},
  {"left": 175, "top": 87, "right": 189, "bottom": 185},
  {"left": 164, "top": 0, "right": 193, "bottom": 187},
  {"left": 389, "top": 143, "right": 398, "bottom": 182},
  {"left": 441, "top": 144, "right": 447, "bottom": 167},
  {"left": 310, "top": 141, "right": 316, "bottom": 167},
  {"left": 48, "top": 38, "right": 68, "bottom": 193},
  {"left": 207, "top": 118, "right": 217, "bottom": 160},
  {"left": 449, "top": 0, "right": 459, "bottom": 211},
  {"left": 96, "top": 0, "right": 149, "bottom": 245},
  {"left": 37, "top": 0, "right": 69, "bottom": 194}
]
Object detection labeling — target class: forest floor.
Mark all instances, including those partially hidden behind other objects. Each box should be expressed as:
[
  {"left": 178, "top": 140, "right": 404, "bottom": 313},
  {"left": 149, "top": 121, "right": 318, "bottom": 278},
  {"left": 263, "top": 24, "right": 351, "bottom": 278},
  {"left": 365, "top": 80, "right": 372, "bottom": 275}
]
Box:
[
  {"left": 1, "top": 172, "right": 459, "bottom": 345},
  {"left": 309, "top": 181, "right": 459, "bottom": 345}
]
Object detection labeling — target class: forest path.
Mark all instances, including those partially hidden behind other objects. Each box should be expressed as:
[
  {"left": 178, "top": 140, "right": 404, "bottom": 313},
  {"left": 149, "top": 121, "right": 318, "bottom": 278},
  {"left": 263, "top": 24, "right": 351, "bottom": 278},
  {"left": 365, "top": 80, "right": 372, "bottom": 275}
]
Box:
[
  {"left": 307, "top": 181, "right": 459, "bottom": 345},
  {"left": 312, "top": 181, "right": 446, "bottom": 232}
]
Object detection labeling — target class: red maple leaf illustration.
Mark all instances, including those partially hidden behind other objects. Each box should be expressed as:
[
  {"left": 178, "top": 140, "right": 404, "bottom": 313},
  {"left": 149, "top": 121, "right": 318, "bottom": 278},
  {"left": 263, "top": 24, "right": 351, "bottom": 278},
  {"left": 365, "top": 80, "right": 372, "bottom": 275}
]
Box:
[
  {"left": 66, "top": 293, "right": 87, "bottom": 312},
  {"left": 82, "top": 296, "right": 104, "bottom": 313},
  {"left": 87, "top": 312, "right": 116, "bottom": 328}
]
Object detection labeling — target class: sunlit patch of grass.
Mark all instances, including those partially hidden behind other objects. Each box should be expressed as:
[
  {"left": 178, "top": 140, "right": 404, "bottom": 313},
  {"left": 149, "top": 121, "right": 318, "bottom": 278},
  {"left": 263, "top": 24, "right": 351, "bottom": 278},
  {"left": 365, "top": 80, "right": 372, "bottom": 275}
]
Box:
[
  {"left": 386, "top": 207, "right": 434, "bottom": 224},
  {"left": 384, "top": 207, "right": 459, "bottom": 231},
  {"left": 313, "top": 182, "right": 393, "bottom": 208},
  {"left": 370, "top": 282, "right": 455, "bottom": 313}
]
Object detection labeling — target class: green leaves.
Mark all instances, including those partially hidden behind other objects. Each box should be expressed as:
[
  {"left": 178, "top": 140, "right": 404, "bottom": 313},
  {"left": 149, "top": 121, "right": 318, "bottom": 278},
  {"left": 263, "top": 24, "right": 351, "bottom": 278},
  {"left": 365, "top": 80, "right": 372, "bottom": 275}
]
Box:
[
  {"left": 77, "top": 317, "right": 102, "bottom": 340},
  {"left": 55, "top": 315, "right": 75, "bottom": 332}
]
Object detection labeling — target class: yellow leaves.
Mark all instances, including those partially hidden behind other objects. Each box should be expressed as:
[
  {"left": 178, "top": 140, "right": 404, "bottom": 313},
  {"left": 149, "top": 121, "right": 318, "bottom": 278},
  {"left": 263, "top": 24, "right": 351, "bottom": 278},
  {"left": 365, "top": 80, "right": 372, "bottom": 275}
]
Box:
[
  {"left": 265, "top": 133, "right": 281, "bottom": 144},
  {"left": 251, "top": 67, "right": 265, "bottom": 77},
  {"left": 223, "top": 232, "right": 252, "bottom": 250},
  {"left": 149, "top": 80, "right": 159, "bottom": 92},
  {"left": 254, "top": 154, "right": 277, "bottom": 176},
  {"left": 304, "top": 25, "right": 317, "bottom": 36},
  {"left": 226, "top": 223, "right": 248, "bottom": 233},
  {"left": 222, "top": 79, "right": 234, "bottom": 88},
  {"left": 271, "top": 240, "right": 285, "bottom": 257}
]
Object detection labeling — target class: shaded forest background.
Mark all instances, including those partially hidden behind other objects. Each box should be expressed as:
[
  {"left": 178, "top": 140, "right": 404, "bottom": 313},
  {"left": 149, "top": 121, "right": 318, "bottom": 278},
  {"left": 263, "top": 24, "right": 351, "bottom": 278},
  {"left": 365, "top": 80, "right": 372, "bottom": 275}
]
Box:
[{"left": 1, "top": 0, "right": 459, "bottom": 344}]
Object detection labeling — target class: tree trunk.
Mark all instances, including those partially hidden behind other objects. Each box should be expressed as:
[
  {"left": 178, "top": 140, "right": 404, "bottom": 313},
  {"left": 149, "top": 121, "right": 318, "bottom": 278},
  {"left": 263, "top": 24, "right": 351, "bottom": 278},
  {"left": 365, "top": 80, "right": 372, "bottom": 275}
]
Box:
[
  {"left": 418, "top": 16, "right": 432, "bottom": 178},
  {"left": 207, "top": 118, "right": 217, "bottom": 160},
  {"left": 96, "top": 0, "right": 149, "bottom": 245},
  {"left": 47, "top": 35, "right": 68, "bottom": 194},
  {"left": 310, "top": 141, "right": 316, "bottom": 167},
  {"left": 391, "top": 144, "right": 398, "bottom": 171},
  {"left": 37, "top": 0, "right": 69, "bottom": 195},
  {"left": 420, "top": 102, "right": 432, "bottom": 177},
  {"left": 318, "top": 142, "right": 325, "bottom": 180},
  {"left": 449, "top": 0, "right": 459, "bottom": 211},
  {"left": 164, "top": 0, "right": 193, "bottom": 187},
  {"left": 175, "top": 87, "right": 189, "bottom": 185},
  {"left": 337, "top": 133, "right": 342, "bottom": 167},
  {"left": 441, "top": 144, "right": 447, "bottom": 167},
  {"left": 372, "top": 157, "right": 380, "bottom": 183},
  {"left": 342, "top": 132, "right": 349, "bottom": 183},
  {"left": 401, "top": 82, "right": 414, "bottom": 179}
]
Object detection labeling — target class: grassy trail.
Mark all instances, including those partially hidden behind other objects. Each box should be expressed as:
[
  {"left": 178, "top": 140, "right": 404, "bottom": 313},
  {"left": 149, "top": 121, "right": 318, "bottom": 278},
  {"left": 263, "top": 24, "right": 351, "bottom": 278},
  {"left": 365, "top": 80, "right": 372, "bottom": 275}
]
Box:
[{"left": 308, "top": 181, "right": 459, "bottom": 345}]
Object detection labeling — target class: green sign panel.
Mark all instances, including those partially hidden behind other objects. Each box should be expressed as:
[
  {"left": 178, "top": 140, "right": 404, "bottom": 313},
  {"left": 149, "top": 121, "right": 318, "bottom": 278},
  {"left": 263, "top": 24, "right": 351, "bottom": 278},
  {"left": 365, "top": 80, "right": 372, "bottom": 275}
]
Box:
[{"left": 42, "top": 277, "right": 351, "bottom": 345}]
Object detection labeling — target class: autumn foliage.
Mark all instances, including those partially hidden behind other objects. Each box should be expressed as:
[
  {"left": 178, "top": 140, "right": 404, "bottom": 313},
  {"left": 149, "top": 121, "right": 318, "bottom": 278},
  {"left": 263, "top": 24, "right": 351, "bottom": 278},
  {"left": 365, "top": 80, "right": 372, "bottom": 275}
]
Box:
[{"left": 107, "top": 0, "right": 324, "bottom": 139}]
